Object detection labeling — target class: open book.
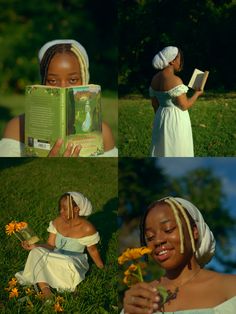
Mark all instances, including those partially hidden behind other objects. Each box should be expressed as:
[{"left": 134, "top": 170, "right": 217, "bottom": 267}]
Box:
[
  {"left": 24, "top": 84, "right": 103, "bottom": 157},
  {"left": 188, "top": 69, "right": 209, "bottom": 90}
]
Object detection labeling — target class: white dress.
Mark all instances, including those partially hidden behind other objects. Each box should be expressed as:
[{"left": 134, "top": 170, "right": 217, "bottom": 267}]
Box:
[
  {"left": 15, "top": 221, "right": 100, "bottom": 291},
  {"left": 0, "top": 138, "right": 118, "bottom": 157},
  {"left": 149, "top": 84, "right": 194, "bottom": 157}
]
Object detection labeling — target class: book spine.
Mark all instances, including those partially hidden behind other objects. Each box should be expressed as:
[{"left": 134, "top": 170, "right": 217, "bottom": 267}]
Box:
[{"left": 60, "top": 89, "right": 66, "bottom": 144}]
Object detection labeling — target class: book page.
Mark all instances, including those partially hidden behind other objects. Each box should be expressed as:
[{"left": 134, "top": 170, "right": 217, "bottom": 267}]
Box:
[{"left": 188, "top": 69, "right": 209, "bottom": 90}]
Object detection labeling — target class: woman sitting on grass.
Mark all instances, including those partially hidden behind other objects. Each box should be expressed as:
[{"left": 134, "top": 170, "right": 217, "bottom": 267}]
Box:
[
  {"left": 122, "top": 197, "right": 236, "bottom": 313},
  {"left": 0, "top": 39, "right": 117, "bottom": 157},
  {"left": 150, "top": 46, "right": 203, "bottom": 157},
  {"left": 15, "top": 192, "right": 104, "bottom": 298}
]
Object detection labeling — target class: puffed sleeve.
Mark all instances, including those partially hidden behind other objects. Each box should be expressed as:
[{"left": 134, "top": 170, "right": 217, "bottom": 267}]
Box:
[
  {"left": 169, "top": 84, "right": 188, "bottom": 97},
  {"left": 47, "top": 221, "right": 57, "bottom": 234},
  {"left": 79, "top": 232, "right": 100, "bottom": 247}
]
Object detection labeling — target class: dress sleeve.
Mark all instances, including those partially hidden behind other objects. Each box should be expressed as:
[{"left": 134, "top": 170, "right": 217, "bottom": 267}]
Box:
[
  {"left": 79, "top": 232, "right": 100, "bottom": 247},
  {"left": 0, "top": 138, "right": 24, "bottom": 157},
  {"left": 47, "top": 221, "right": 57, "bottom": 234},
  {"left": 169, "top": 84, "right": 188, "bottom": 97}
]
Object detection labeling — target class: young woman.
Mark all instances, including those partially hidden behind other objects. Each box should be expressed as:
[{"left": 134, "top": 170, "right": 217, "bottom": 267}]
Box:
[
  {"left": 15, "top": 192, "right": 104, "bottom": 298},
  {"left": 150, "top": 46, "right": 203, "bottom": 157},
  {"left": 122, "top": 197, "right": 236, "bottom": 313},
  {"left": 0, "top": 39, "right": 117, "bottom": 157}
]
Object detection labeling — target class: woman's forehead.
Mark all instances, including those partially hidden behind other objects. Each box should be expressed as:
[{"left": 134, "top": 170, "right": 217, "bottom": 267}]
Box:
[{"left": 146, "top": 203, "right": 175, "bottom": 222}]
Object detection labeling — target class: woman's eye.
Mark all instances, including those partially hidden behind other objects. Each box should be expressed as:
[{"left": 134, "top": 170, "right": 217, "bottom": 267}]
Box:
[
  {"left": 47, "top": 79, "right": 57, "bottom": 85},
  {"left": 146, "top": 236, "right": 154, "bottom": 242},
  {"left": 165, "top": 227, "right": 175, "bottom": 234},
  {"left": 69, "top": 78, "right": 80, "bottom": 84}
]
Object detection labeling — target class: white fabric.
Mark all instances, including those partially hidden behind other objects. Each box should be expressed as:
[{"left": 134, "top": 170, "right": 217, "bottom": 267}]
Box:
[
  {"left": 67, "top": 192, "right": 92, "bottom": 216},
  {"left": 150, "top": 84, "right": 194, "bottom": 157},
  {"left": 0, "top": 138, "right": 117, "bottom": 157},
  {"left": 15, "top": 222, "right": 100, "bottom": 291},
  {"left": 0, "top": 138, "right": 24, "bottom": 157},
  {"left": 173, "top": 197, "right": 216, "bottom": 266},
  {"left": 38, "top": 39, "right": 89, "bottom": 84},
  {"left": 152, "top": 46, "right": 178, "bottom": 70}
]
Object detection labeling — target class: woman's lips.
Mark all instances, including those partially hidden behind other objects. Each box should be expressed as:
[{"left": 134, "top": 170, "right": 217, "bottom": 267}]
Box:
[{"left": 154, "top": 248, "right": 172, "bottom": 262}]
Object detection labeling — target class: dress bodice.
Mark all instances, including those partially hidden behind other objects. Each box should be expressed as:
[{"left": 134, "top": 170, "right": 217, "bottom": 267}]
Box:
[
  {"left": 47, "top": 221, "right": 100, "bottom": 253},
  {"left": 149, "top": 84, "right": 188, "bottom": 108}
]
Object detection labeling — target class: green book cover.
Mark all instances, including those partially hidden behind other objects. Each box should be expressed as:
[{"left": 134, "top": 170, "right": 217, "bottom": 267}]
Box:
[{"left": 24, "top": 84, "right": 103, "bottom": 157}]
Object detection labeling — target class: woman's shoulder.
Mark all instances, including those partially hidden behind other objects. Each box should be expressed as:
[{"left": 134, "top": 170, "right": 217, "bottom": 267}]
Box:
[
  {"left": 79, "top": 219, "right": 97, "bottom": 237},
  {"left": 3, "top": 114, "right": 25, "bottom": 141},
  {"left": 202, "top": 269, "right": 236, "bottom": 298}
]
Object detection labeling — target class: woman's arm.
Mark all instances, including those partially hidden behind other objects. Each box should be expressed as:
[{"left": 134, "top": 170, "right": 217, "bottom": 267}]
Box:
[
  {"left": 151, "top": 97, "right": 159, "bottom": 114},
  {"left": 86, "top": 244, "right": 104, "bottom": 269},
  {"left": 102, "top": 122, "right": 115, "bottom": 151},
  {"left": 175, "top": 90, "right": 203, "bottom": 111},
  {"left": 21, "top": 232, "right": 56, "bottom": 251}
]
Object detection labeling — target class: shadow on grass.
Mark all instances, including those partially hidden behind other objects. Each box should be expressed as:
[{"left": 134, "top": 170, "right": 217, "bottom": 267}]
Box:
[
  {"left": 89, "top": 197, "right": 118, "bottom": 262},
  {"left": 0, "top": 106, "right": 13, "bottom": 122},
  {"left": 0, "top": 157, "right": 34, "bottom": 171}
]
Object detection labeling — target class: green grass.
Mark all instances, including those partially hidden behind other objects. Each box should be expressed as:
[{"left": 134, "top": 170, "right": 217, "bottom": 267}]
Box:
[
  {"left": 0, "top": 91, "right": 118, "bottom": 144},
  {"left": 119, "top": 92, "right": 236, "bottom": 157},
  {"left": 0, "top": 158, "right": 118, "bottom": 313}
]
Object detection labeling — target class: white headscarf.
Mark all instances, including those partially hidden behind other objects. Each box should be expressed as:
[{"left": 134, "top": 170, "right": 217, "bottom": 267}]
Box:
[
  {"left": 38, "top": 39, "right": 89, "bottom": 84},
  {"left": 68, "top": 191, "right": 92, "bottom": 216},
  {"left": 172, "top": 197, "right": 216, "bottom": 266},
  {"left": 152, "top": 46, "right": 178, "bottom": 70}
]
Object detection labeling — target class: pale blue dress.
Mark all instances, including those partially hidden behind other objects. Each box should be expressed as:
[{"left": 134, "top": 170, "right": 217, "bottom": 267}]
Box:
[
  {"left": 120, "top": 296, "right": 236, "bottom": 313},
  {"left": 149, "top": 84, "right": 194, "bottom": 157},
  {"left": 15, "top": 221, "right": 100, "bottom": 291}
]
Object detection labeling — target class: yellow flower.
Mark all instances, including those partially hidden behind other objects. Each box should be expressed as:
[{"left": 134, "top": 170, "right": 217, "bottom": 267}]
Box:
[
  {"left": 118, "top": 247, "right": 152, "bottom": 264},
  {"left": 15, "top": 221, "right": 28, "bottom": 231},
  {"left": 55, "top": 296, "right": 65, "bottom": 303},
  {"left": 35, "top": 292, "right": 44, "bottom": 300},
  {"left": 8, "top": 277, "right": 17, "bottom": 288},
  {"left": 54, "top": 302, "right": 64, "bottom": 312},
  {"left": 25, "top": 287, "right": 33, "bottom": 295},
  {"left": 5, "top": 222, "right": 17, "bottom": 235},
  {"left": 9, "top": 287, "right": 19, "bottom": 299}
]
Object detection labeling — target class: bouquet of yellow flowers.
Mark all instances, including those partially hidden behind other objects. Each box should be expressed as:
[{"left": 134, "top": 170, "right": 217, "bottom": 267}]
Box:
[
  {"left": 118, "top": 246, "right": 177, "bottom": 307},
  {"left": 5, "top": 221, "right": 39, "bottom": 244}
]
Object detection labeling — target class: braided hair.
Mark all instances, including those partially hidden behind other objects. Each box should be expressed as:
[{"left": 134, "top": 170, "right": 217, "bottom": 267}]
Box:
[
  {"left": 39, "top": 44, "right": 76, "bottom": 84},
  {"left": 140, "top": 197, "right": 197, "bottom": 254}
]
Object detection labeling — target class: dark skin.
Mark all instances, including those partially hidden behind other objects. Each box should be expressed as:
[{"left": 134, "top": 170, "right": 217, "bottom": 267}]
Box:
[
  {"left": 22, "top": 196, "right": 104, "bottom": 298},
  {"left": 150, "top": 52, "right": 203, "bottom": 113},
  {"left": 3, "top": 52, "right": 115, "bottom": 156},
  {"left": 123, "top": 203, "right": 236, "bottom": 313}
]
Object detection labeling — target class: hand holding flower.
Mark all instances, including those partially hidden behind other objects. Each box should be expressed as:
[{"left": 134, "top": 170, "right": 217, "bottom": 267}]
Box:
[{"left": 21, "top": 240, "right": 36, "bottom": 251}]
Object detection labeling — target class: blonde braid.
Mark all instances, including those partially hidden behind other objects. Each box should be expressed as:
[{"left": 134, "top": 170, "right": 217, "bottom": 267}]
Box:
[
  {"left": 164, "top": 199, "right": 184, "bottom": 253},
  {"left": 71, "top": 44, "right": 88, "bottom": 84},
  {"left": 170, "top": 198, "right": 196, "bottom": 253}
]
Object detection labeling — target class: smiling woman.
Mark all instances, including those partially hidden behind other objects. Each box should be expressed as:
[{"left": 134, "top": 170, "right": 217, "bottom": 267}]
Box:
[
  {"left": 122, "top": 196, "right": 236, "bottom": 314},
  {"left": 0, "top": 39, "right": 117, "bottom": 157}
]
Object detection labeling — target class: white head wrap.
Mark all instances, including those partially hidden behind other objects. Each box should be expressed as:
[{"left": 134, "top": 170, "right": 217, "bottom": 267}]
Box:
[
  {"left": 68, "top": 191, "right": 92, "bottom": 216},
  {"left": 172, "top": 197, "right": 216, "bottom": 266},
  {"left": 152, "top": 46, "right": 178, "bottom": 70},
  {"left": 38, "top": 39, "right": 89, "bottom": 84}
]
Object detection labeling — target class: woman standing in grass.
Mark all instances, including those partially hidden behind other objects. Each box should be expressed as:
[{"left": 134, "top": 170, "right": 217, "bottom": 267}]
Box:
[
  {"left": 122, "top": 197, "right": 236, "bottom": 313},
  {"left": 149, "top": 46, "right": 203, "bottom": 157},
  {"left": 15, "top": 192, "right": 104, "bottom": 298},
  {"left": 0, "top": 39, "right": 117, "bottom": 157}
]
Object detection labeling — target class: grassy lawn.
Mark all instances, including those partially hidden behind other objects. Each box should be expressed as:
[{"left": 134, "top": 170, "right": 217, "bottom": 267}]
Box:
[
  {"left": 119, "top": 92, "right": 236, "bottom": 157},
  {"left": 0, "top": 91, "right": 118, "bottom": 144},
  {"left": 0, "top": 158, "right": 118, "bottom": 313}
]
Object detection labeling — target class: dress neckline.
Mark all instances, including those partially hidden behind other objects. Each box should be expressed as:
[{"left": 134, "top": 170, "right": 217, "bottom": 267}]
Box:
[{"left": 150, "top": 84, "right": 186, "bottom": 93}]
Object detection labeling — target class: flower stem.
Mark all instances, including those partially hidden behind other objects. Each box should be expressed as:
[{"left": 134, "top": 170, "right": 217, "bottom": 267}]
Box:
[{"left": 137, "top": 265, "right": 143, "bottom": 282}]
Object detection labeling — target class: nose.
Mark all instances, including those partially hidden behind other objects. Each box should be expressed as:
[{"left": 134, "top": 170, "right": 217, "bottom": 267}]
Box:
[
  {"left": 58, "top": 81, "right": 68, "bottom": 88},
  {"left": 153, "top": 232, "right": 167, "bottom": 247}
]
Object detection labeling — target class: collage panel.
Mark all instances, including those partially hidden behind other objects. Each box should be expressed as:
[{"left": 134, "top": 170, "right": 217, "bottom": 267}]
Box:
[
  {"left": 0, "top": 0, "right": 118, "bottom": 158},
  {"left": 118, "top": 158, "right": 236, "bottom": 313},
  {"left": 0, "top": 158, "right": 118, "bottom": 313},
  {"left": 119, "top": 1, "right": 236, "bottom": 157}
]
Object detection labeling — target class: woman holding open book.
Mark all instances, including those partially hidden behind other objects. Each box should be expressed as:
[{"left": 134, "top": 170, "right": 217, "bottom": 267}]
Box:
[
  {"left": 0, "top": 39, "right": 118, "bottom": 157},
  {"left": 149, "top": 46, "right": 203, "bottom": 157},
  {"left": 15, "top": 192, "right": 104, "bottom": 298}
]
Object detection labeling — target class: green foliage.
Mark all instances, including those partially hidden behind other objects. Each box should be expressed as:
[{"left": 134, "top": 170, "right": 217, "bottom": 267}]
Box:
[
  {"left": 118, "top": 93, "right": 236, "bottom": 156},
  {"left": 0, "top": 158, "right": 118, "bottom": 313},
  {"left": 118, "top": 0, "right": 236, "bottom": 95},
  {"left": 0, "top": 0, "right": 117, "bottom": 93}
]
